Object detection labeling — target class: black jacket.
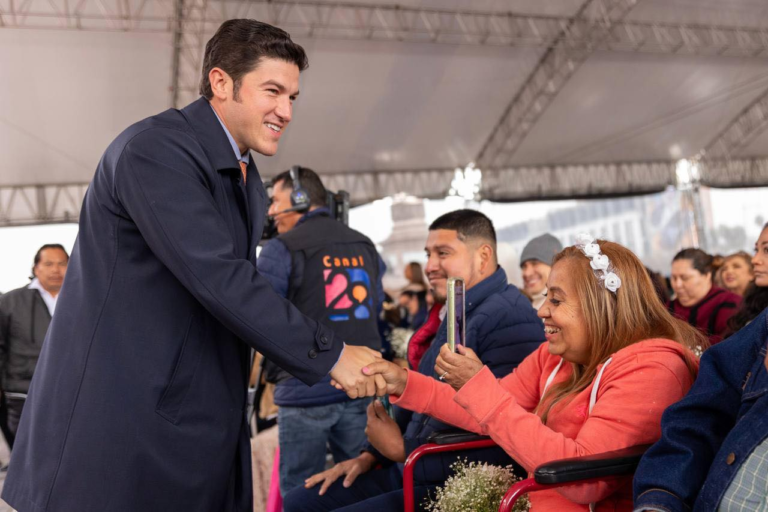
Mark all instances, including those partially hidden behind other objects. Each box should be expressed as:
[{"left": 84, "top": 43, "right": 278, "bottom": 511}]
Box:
[{"left": 0, "top": 286, "right": 51, "bottom": 393}]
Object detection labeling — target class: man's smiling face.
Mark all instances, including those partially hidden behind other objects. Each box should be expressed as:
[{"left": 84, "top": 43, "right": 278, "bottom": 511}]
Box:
[{"left": 219, "top": 57, "right": 300, "bottom": 156}]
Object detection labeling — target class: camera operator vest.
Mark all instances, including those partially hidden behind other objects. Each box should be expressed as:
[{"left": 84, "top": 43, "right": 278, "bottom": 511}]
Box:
[{"left": 265, "top": 213, "right": 382, "bottom": 385}]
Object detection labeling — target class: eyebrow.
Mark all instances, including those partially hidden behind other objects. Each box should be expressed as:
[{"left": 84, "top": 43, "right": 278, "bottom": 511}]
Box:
[
  {"left": 260, "top": 80, "right": 300, "bottom": 97},
  {"left": 547, "top": 286, "right": 566, "bottom": 296},
  {"left": 425, "top": 245, "right": 454, "bottom": 253}
]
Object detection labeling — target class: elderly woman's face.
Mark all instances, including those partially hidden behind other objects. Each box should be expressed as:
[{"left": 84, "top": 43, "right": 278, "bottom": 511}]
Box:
[
  {"left": 671, "top": 259, "right": 712, "bottom": 307},
  {"left": 538, "top": 260, "right": 590, "bottom": 365}
]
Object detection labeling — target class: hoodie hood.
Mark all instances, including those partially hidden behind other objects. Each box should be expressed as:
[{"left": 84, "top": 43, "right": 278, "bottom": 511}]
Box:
[{"left": 608, "top": 338, "right": 697, "bottom": 367}]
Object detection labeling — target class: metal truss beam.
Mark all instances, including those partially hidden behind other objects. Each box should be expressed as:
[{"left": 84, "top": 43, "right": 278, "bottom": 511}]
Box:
[
  {"left": 3, "top": 158, "right": 767, "bottom": 226},
  {"left": 171, "top": 0, "right": 210, "bottom": 107},
  {"left": 699, "top": 157, "right": 768, "bottom": 188},
  {"left": 0, "top": 183, "right": 88, "bottom": 227},
  {"left": 475, "top": 0, "right": 639, "bottom": 171},
  {"left": 480, "top": 160, "right": 675, "bottom": 201},
  {"left": 3, "top": 0, "right": 768, "bottom": 58},
  {"left": 703, "top": 88, "right": 768, "bottom": 159}
]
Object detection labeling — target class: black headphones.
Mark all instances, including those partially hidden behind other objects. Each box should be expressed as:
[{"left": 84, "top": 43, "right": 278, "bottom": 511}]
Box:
[{"left": 289, "top": 165, "right": 311, "bottom": 213}]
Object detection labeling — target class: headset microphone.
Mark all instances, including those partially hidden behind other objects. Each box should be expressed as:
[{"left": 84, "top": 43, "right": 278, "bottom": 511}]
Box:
[{"left": 270, "top": 204, "right": 307, "bottom": 217}]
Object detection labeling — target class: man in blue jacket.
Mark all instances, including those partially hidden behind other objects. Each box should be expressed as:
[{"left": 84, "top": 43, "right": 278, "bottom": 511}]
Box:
[
  {"left": 257, "top": 166, "right": 386, "bottom": 493},
  {"left": 2, "top": 20, "right": 382, "bottom": 512},
  {"left": 633, "top": 308, "right": 768, "bottom": 512},
  {"left": 283, "top": 209, "right": 546, "bottom": 511}
]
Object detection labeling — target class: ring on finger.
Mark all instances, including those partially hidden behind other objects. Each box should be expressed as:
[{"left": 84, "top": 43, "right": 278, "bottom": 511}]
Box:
[{"left": 439, "top": 371, "right": 449, "bottom": 381}]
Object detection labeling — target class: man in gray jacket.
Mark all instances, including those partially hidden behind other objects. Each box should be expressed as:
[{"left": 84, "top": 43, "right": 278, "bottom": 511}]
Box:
[{"left": 0, "top": 244, "right": 68, "bottom": 448}]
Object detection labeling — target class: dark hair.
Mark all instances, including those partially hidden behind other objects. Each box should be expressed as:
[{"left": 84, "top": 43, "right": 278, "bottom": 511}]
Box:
[
  {"left": 272, "top": 166, "right": 327, "bottom": 208},
  {"left": 30, "top": 244, "right": 69, "bottom": 280},
  {"left": 429, "top": 209, "right": 497, "bottom": 250},
  {"left": 200, "top": 19, "right": 309, "bottom": 100},
  {"left": 673, "top": 248, "right": 714, "bottom": 276},
  {"left": 645, "top": 266, "right": 669, "bottom": 305},
  {"left": 725, "top": 282, "right": 768, "bottom": 336}
]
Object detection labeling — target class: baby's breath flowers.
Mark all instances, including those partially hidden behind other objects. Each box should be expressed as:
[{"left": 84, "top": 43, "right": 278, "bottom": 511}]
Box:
[{"left": 424, "top": 459, "right": 531, "bottom": 512}]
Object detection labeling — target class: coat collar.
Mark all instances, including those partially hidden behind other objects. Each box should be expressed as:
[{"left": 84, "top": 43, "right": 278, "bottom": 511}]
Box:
[
  {"left": 466, "top": 266, "right": 509, "bottom": 313},
  {"left": 180, "top": 97, "right": 243, "bottom": 173}
]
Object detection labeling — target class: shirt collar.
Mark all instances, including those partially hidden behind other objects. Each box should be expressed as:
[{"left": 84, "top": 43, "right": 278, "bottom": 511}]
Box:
[
  {"left": 28, "top": 278, "right": 58, "bottom": 315},
  {"left": 209, "top": 103, "right": 250, "bottom": 166}
]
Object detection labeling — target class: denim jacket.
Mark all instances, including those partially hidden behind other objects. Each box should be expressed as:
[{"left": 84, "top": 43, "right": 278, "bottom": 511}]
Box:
[{"left": 633, "top": 308, "right": 768, "bottom": 512}]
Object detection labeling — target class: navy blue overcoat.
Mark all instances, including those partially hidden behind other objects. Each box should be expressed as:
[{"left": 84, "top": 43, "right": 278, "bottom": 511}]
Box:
[{"left": 2, "top": 98, "right": 341, "bottom": 512}]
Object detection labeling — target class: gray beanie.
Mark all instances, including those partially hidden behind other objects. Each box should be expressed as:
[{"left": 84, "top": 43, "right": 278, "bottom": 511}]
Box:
[{"left": 520, "top": 233, "right": 562, "bottom": 267}]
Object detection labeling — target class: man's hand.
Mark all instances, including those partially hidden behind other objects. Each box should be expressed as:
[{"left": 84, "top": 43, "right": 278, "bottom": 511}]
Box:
[
  {"left": 329, "top": 345, "right": 386, "bottom": 399},
  {"left": 303, "top": 452, "right": 377, "bottom": 495},
  {"left": 434, "top": 344, "right": 484, "bottom": 392},
  {"left": 361, "top": 360, "right": 409, "bottom": 396},
  {"left": 365, "top": 401, "right": 406, "bottom": 462}
]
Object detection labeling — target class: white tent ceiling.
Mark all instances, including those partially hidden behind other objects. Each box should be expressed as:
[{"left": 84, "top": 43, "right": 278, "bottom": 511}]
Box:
[{"left": 1, "top": 0, "right": 768, "bottom": 225}]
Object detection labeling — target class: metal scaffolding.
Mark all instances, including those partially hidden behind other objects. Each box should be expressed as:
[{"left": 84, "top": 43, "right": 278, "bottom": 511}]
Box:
[
  {"left": 3, "top": 158, "right": 766, "bottom": 226},
  {"left": 2, "top": 0, "right": 767, "bottom": 55},
  {"left": 704, "top": 88, "right": 768, "bottom": 159},
  {"left": 475, "top": 0, "right": 639, "bottom": 170},
  {"left": 0, "top": 183, "right": 88, "bottom": 227}
]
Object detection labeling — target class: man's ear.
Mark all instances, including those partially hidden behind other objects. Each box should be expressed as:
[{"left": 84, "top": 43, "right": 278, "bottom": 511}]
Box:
[
  {"left": 209, "top": 67, "right": 232, "bottom": 101},
  {"left": 477, "top": 243, "right": 494, "bottom": 274}
]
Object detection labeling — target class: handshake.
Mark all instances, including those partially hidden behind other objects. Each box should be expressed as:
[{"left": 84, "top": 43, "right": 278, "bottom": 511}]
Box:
[{"left": 328, "top": 345, "right": 408, "bottom": 399}]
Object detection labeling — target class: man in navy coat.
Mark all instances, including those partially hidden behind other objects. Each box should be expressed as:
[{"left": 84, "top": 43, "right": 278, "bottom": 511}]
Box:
[{"left": 2, "top": 19, "right": 382, "bottom": 512}]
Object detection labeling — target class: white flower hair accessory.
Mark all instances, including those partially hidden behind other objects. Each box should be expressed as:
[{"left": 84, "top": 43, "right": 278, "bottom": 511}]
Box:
[{"left": 574, "top": 233, "right": 622, "bottom": 294}]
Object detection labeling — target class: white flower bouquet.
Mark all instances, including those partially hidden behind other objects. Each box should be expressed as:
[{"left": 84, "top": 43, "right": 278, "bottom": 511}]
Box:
[{"left": 424, "top": 459, "right": 531, "bottom": 512}]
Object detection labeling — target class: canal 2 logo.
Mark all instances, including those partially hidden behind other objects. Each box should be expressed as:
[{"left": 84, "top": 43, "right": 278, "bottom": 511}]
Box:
[{"left": 323, "top": 255, "right": 373, "bottom": 322}]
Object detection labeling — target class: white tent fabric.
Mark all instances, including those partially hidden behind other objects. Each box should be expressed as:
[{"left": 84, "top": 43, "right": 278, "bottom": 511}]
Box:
[{"left": 1, "top": 0, "right": 767, "bottom": 224}]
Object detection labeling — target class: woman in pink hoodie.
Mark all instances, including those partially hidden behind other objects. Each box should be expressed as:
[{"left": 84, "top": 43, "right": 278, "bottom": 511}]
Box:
[{"left": 364, "top": 237, "right": 704, "bottom": 511}]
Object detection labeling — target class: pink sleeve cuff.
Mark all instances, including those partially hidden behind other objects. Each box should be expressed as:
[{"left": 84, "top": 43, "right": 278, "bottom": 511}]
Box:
[{"left": 390, "top": 369, "right": 433, "bottom": 411}]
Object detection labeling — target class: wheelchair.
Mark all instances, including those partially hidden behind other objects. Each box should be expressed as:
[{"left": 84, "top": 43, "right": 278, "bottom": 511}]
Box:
[{"left": 403, "top": 429, "right": 649, "bottom": 512}]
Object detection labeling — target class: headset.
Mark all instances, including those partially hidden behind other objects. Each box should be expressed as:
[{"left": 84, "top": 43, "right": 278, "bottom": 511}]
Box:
[
  {"left": 289, "top": 165, "right": 311, "bottom": 213},
  {"left": 271, "top": 165, "right": 311, "bottom": 217}
]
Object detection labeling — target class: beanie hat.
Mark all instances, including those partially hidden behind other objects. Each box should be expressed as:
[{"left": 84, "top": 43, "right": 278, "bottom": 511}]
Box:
[{"left": 520, "top": 233, "right": 562, "bottom": 267}]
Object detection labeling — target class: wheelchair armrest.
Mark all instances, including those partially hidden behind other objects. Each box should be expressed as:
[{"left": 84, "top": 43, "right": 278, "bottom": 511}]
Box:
[
  {"left": 533, "top": 444, "right": 651, "bottom": 485},
  {"left": 425, "top": 428, "right": 491, "bottom": 445},
  {"left": 403, "top": 436, "right": 498, "bottom": 512}
]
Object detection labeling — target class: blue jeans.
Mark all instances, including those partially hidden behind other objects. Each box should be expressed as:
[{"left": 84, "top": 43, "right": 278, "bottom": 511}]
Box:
[
  {"left": 282, "top": 464, "right": 437, "bottom": 512},
  {"left": 278, "top": 399, "right": 371, "bottom": 494}
]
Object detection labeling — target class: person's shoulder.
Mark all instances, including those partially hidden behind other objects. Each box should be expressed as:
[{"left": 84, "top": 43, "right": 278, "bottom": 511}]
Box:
[
  {"left": 259, "top": 238, "right": 288, "bottom": 259},
  {"left": 608, "top": 339, "right": 694, "bottom": 380},
  {"left": 0, "top": 285, "right": 34, "bottom": 306},
  {"left": 712, "top": 287, "right": 741, "bottom": 305},
  {"left": 479, "top": 283, "right": 539, "bottom": 323},
  {"left": 108, "top": 109, "right": 198, "bottom": 164}
]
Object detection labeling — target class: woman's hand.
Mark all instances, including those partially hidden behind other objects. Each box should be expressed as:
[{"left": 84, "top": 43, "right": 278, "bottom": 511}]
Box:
[
  {"left": 362, "top": 360, "right": 409, "bottom": 396},
  {"left": 303, "top": 452, "right": 377, "bottom": 495},
  {"left": 434, "top": 344, "right": 484, "bottom": 392}
]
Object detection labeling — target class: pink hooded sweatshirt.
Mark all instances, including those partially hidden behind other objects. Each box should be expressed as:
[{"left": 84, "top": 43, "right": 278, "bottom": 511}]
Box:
[{"left": 391, "top": 339, "right": 697, "bottom": 511}]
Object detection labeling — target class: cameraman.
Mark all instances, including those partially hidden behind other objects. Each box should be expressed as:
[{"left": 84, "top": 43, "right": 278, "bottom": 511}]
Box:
[{"left": 258, "top": 167, "right": 386, "bottom": 494}]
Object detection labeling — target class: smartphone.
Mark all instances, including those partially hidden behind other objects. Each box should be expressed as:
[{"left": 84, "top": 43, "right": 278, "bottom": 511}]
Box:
[{"left": 447, "top": 277, "right": 466, "bottom": 353}]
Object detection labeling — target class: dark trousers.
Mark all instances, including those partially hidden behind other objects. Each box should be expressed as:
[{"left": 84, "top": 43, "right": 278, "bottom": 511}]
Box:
[
  {"left": 282, "top": 464, "right": 436, "bottom": 512},
  {"left": 1, "top": 394, "right": 26, "bottom": 450}
]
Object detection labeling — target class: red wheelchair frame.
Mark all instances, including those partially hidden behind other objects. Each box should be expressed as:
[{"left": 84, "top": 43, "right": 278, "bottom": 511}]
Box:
[{"left": 403, "top": 431, "right": 649, "bottom": 512}]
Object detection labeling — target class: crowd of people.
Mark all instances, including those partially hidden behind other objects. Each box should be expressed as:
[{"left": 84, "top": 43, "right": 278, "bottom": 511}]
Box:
[{"left": 0, "top": 16, "right": 766, "bottom": 512}]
